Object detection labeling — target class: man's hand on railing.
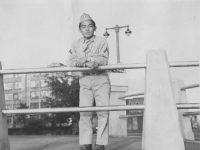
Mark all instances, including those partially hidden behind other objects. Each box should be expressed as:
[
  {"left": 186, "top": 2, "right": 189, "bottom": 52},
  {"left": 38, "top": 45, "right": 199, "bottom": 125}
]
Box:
[
  {"left": 85, "top": 61, "right": 99, "bottom": 69},
  {"left": 76, "top": 57, "right": 87, "bottom": 67}
]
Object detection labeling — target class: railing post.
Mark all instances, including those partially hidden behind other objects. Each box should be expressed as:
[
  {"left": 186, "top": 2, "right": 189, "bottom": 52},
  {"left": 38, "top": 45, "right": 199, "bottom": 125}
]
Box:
[
  {"left": 142, "top": 50, "right": 185, "bottom": 150},
  {"left": 0, "top": 62, "right": 10, "bottom": 150},
  {"left": 173, "top": 80, "right": 195, "bottom": 140}
]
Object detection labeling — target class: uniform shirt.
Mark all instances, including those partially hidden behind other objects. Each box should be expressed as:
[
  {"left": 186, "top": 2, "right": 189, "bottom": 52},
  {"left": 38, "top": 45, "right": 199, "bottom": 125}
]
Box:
[{"left": 67, "top": 35, "right": 109, "bottom": 67}]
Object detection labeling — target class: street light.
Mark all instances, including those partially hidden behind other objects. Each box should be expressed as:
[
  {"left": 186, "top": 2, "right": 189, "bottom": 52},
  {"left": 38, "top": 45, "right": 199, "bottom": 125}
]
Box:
[{"left": 103, "top": 25, "right": 131, "bottom": 64}]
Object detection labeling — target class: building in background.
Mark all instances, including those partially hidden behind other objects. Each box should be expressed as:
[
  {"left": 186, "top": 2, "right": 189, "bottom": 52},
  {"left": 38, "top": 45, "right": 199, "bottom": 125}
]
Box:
[
  {"left": 4, "top": 63, "right": 68, "bottom": 129},
  {"left": 126, "top": 96, "right": 144, "bottom": 131}
]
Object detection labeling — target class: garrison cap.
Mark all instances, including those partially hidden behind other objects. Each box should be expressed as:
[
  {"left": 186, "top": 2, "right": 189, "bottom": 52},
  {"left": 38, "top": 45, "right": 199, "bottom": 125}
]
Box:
[{"left": 80, "top": 13, "right": 93, "bottom": 23}]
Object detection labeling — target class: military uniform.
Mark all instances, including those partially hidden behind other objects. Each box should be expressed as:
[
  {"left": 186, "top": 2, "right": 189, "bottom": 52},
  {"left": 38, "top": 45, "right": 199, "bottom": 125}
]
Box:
[{"left": 67, "top": 21, "right": 110, "bottom": 147}]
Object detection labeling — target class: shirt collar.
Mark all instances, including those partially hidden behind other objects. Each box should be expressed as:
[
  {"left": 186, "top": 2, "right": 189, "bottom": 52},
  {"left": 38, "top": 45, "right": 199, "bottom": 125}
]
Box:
[{"left": 83, "top": 35, "right": 96, "bottom": 44}]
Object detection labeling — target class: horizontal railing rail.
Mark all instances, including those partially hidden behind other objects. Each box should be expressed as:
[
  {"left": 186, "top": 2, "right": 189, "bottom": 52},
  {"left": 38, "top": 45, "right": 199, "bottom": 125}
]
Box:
[
  {"left": 183, "top": 111, "right": 200, "bottom": 116},
  {"left": 119, "top": 92, "right": 144, "bottom": 99},
  {"left": 118, "top": 83, "right": 200, "bottom": 99},
  {"left": 181, "top": 84, "right": 200, "bottom": 90},
  {"left": 0, "top": 61, "right": 199, "bottom": 74},
  {"left": 2, "top": 103, "right": 200, "bottom": 115},
  {"left": 119, "top": 114, "right": 143, "bottom": 118}
]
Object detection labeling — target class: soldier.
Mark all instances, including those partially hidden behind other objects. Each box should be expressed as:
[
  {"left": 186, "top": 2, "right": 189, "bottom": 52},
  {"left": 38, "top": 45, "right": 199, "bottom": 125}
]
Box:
[{"left": 67, "top": 13, "right": 111, "bottom": 150}]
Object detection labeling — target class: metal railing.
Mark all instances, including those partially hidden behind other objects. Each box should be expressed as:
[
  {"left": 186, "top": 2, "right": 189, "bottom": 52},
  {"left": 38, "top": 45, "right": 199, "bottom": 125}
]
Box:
[
  {"left": 0, "top": 51, "right": 199, "bottom": 150},
  {"left": 119, "top": 84, "right": 200, "bottom": 99},
  {"left": 0, "top": 61, "right": 199, "bottom": 74},
  {"left": 2, "top": 103, "right": 200, "bottom": 115},
  {"left": 183, "top": 111, "right": 200, "bottom": 116}
]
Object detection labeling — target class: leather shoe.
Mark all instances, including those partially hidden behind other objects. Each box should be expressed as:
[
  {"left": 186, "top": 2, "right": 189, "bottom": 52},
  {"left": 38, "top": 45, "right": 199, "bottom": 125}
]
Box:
[
  {"left": 94, "top": 144, "right": 105, "bottom": 150},
  {"left": 80, "top": 144, "right": 93, "bottom": 150}
]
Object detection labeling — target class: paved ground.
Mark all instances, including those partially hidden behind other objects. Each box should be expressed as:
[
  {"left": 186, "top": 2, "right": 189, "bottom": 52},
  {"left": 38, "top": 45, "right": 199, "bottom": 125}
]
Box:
[{"left": 9, "top": 131, "right": 200, "bottom": 150}]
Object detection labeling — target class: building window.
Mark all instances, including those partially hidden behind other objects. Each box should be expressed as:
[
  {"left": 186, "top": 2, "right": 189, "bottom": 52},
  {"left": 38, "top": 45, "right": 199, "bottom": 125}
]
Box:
[
  {"left": 14, "top": 74, "right": 21, "bottom": 78},
  {"left": 14, "top": 82, "right": 22, "bottom": 89},
  {"left": 13, "top": 93, "right": 22, "bottom": 100},
  {"left": 30, "top": 103, "right": 39, "bottom": 109},
  {"left": 4, "top": 83, "right": 13, "bottom": 90},
  {"left": 30, "top": 115, "right": 39, "bottom": 119},
  {"left": 30, "top": 92, "right": 40, "bottom": 99},
  {"left": 41, "top": 73, "right": 47, "bottom": 76},
  {"left": 41, "top": 90, "right": 51, "bottom": 98},
  {"left": 41, "top": 80, "right": 48, "bottom": 87},
  {"left": 7, "top": 117, "right": 13, "bottom": 124},
  {"left": 5, "top": 94, "right": 13, "bottom": 101},
  {"left": 30, "top": 80, "right": 40, "bottom": 88},
  {"left": 13, "top": 104, "right": 20, "bottom": 109},
  {"left": 6, "top": 104, "right": 13, "bottom": 110},
  {"left": 4, "top": 74, "right": 13, "bottom": 79},
  {"left": 30, "top": 73, "right": 40, "bottom": 76}
]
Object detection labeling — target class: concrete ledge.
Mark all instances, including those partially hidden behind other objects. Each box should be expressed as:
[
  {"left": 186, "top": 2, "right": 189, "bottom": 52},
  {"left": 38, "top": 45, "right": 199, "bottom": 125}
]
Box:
[{"left": 111, "top": 85, "right": 128, "bottom": 92}]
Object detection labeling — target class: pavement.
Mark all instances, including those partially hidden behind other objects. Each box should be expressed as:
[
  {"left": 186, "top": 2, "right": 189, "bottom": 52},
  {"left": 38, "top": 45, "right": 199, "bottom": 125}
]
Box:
[{"left": 8, "top": 131, "right": 200, "bottom": 150}]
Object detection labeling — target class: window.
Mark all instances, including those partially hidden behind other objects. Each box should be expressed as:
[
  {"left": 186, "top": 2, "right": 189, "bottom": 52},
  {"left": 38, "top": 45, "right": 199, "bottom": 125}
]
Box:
[
  {"left": 47, "top": 73, "right": 53, "bottom": 77},
  {"left": 13, "top": 93, "right": 22, "bottom": 100},
  {"left": 41, "top": 80, "right": 48, "bottom": 87},
  {"left": 14, "top": 74, "right": 21, "bottom": 78},
  {"left": 30, "top": 103, "right": 39, "bottom": 109},
  {"left": 30, "top": 115, "right": 39, "bottom": 119},
  {"left": 4, "top": 83, "right": 13, "bottom": 90},
  {"left": 30, "top": 73, "right": 40, "bottom": 76},
  {"left": 14, "top": 82, "right": 22, "bottom": 89},
  {"left": 13, "top": 104, "right": 19, "bottom": 109},
  {"left": 6, "top": 104, "right": 13, "bottom": 110},
  {"left": 7, "top": 117, "right": 12, "bottom": 124},
  {"left": 41, "top": 90, "right": 51, "bottom": 98},
  {"left": 30, "top": 92, "right": 40, "bottom": 99},
  {"left": 41, "top": 73, "right": 47, "bottom": 76},
  {"left": 5, "top": 94, "right": 13, "bottom": 101},
  {"left": 4, "top": 74, "right": 13, "bottom": 79},
  {"left": 30, "top": 80, "right": 40, "bottom": 88}
]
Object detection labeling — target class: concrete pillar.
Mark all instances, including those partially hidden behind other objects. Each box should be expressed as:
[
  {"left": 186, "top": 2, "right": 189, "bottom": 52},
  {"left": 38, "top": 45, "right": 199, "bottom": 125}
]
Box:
[
  {"left": 109, "top": 73, "right": 128, "bottom": 137},
  {"left": 142, "top": 50, "right": 185, "bottom": 150},
  {"left": 0, "top": 62, "right": 10, "bottom": 150},
  {"left": 173, "top": 80, "right": 195, "bottom": 140}
]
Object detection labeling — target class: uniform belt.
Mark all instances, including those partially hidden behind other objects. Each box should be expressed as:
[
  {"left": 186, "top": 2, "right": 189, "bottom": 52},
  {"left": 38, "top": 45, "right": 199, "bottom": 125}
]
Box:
[{"left": 83, "top": 71, "right": 106, "bottom": 76}]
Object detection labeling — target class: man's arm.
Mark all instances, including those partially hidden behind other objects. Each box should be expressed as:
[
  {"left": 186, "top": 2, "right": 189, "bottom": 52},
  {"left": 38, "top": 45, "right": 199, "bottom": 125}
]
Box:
[
  {"left": 66, "top": 45, "right": 79, "bottom": 67},
  {"left": 76, "top": 57, "right": 87, "bottom": 67},
  {"left": 67, "top": 43, "right": 89, "bottom": 68},
  {"left": 87, "top": 39, "right": 109, "bottom": 66}
]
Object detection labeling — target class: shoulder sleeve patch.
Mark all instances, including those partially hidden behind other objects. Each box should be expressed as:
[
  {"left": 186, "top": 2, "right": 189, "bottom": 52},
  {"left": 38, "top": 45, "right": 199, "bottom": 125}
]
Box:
[
  {"left": 103, "top": 48, "right": 108, "bottom": 53},
  {"left": 69, "top": 49, "right": 72, "bottom": 54}
]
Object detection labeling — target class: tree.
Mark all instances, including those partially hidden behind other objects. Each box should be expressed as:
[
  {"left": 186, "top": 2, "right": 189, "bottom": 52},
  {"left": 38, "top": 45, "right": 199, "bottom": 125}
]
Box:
[
  {"left": 41, "top": 73, "right": 80, "bottom": 128},
  {"left": 15, "top": 102, "right": 47, "bottom": 135},
  {"left": 23, "top": 117, "right": 46, "bottom": 135},
  {"left": 15, "top": 102, "right": 29, "bottom": 127}
]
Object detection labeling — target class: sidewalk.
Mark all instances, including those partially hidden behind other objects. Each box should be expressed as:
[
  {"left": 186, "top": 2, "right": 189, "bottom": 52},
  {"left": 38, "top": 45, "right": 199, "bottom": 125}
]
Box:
[
  {"left": 9, "top": 133, "right": 200, "bottom": 150},
  {"left": 9, "top": 135, "right": 141, "bottom": 150}
]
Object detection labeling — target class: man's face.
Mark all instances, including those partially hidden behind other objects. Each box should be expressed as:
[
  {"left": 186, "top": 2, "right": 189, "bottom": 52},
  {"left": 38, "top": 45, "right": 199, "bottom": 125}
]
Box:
[{"left": 79, "top": 20, "right": 96, "bottom": 40}]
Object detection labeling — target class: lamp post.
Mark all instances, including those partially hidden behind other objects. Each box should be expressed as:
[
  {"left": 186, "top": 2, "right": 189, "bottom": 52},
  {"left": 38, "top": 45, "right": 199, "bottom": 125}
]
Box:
[{"left": 103, "top": 25, "right": 131, "bottom": 64}]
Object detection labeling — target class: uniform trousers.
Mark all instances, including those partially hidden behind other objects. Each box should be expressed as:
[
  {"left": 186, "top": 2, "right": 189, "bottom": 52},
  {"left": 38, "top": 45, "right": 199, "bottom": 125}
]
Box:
[{"left": 79, "top": 73, "right": 111, "bottom": 145}]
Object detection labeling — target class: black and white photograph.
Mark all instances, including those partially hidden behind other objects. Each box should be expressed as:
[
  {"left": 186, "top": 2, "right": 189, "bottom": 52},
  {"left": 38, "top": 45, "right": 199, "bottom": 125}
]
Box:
[{"left": 0, "top": 0, "right": 199, "bottom": 150}]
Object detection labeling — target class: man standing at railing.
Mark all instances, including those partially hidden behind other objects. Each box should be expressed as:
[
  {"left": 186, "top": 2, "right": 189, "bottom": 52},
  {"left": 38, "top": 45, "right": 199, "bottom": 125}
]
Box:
[{"left": 67, "top": 13, "right": 111, "bottom": 150}]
